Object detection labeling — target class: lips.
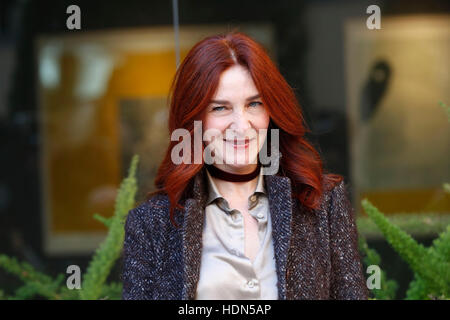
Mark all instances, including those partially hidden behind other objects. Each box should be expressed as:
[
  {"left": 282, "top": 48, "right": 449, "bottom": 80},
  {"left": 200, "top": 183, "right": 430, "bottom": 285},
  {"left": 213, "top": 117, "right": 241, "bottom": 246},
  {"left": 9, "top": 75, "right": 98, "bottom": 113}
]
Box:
[{"left": 223, "top": 138, "right": 254, "bottom": 145}]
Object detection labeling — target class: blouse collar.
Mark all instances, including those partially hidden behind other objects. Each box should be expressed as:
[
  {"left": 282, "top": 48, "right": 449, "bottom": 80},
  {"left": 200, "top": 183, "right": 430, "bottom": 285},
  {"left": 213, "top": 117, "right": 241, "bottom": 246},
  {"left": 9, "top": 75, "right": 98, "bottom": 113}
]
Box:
[{"left": 205, "top": 165, "right": 266, "bottom": 207}]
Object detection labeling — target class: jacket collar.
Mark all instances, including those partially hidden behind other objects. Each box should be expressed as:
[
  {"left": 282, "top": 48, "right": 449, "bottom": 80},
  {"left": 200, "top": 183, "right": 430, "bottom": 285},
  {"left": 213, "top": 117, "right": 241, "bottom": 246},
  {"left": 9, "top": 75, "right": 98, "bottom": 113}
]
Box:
[
  {"left": 204, "top": 165, "right": 266, "bottom": 207},
  {"left": 181, "top": 166, "right": 293, "bottom": 300}
]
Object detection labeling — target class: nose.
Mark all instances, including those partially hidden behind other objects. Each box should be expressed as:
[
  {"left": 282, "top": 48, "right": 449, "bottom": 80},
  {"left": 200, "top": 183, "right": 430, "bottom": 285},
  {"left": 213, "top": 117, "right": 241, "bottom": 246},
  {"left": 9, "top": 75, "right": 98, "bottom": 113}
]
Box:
[{"left": 228, "top": 109, "right": 251, "bottom": 137}]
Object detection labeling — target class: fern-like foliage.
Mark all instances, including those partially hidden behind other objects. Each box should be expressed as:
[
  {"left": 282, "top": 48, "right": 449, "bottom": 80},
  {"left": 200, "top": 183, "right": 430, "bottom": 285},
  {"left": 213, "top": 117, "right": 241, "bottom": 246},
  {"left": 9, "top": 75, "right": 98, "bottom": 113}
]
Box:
[
  {"left": 361, "top": 199, "right": 449, "bottom": 299},
  {"left": 0, "top": 155, "right": 139, "bottom": 300},
  {"left": 0, "top": 255, "right": 76, "bottom": 300},
  {"left": 79, "top": 155, "right": 139, "bottom": 300},
  {"left": 358, "top": 236, "right": 398, "bottom": 299}
]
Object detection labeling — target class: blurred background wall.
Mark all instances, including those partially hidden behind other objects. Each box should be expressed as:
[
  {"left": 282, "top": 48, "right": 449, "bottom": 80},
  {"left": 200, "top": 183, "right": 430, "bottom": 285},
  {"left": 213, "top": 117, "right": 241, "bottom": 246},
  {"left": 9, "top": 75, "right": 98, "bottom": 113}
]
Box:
[{"left": 0, "top": 0, "right": 448, "bottom": 298}]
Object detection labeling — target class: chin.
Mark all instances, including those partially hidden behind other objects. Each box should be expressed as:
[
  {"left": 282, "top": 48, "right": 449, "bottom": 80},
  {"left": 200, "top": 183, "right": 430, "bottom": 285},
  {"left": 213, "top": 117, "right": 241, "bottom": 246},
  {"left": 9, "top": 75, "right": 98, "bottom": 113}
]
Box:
[
  {"left": 218, "top": 163, "right": 258, "bottom": 174},
  {"left": 221, "top": 154, "right": 259, "bottom": 167}
]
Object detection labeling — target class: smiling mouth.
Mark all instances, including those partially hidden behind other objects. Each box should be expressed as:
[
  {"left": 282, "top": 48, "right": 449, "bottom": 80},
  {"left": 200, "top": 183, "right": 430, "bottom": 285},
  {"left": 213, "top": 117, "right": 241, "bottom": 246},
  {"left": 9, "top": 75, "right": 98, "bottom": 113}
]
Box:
[{"left": 223, "top": 138, "right": 255, "bottom": 146}]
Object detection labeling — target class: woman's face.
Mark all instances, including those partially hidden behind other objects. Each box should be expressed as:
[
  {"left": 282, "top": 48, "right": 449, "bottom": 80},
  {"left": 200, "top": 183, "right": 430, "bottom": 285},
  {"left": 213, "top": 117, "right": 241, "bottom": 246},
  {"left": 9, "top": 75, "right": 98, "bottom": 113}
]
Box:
[{"left": 202, "top": 64, "right": 270, "bottom": 172}]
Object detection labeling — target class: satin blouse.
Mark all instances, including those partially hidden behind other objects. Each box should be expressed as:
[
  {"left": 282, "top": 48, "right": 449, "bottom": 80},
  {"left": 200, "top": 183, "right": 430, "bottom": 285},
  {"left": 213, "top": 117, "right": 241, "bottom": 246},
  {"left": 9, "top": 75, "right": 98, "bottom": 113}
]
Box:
[{"left": 195, "top": 168, "right": 278, "bottom": 299}]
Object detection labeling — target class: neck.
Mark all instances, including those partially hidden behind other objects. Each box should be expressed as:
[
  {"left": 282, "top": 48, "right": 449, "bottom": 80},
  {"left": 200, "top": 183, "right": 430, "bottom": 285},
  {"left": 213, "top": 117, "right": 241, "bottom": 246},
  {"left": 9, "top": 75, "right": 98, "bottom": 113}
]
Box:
[
  {"left": 211, "top": 174, "right": 259, "bottom": 200},
  {"left": 207, "top": 163, "right": 260, "bottom": 181},
  {"left": 206, "top": 163, "right": 260, "bottom": 198}
]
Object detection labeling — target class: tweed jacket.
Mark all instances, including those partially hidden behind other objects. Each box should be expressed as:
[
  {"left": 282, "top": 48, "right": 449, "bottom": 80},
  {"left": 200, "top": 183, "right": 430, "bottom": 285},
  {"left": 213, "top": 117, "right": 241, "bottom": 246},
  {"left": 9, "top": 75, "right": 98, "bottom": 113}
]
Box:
[{"left": 121, "top": 168, "right": 369, "bottom": 300}]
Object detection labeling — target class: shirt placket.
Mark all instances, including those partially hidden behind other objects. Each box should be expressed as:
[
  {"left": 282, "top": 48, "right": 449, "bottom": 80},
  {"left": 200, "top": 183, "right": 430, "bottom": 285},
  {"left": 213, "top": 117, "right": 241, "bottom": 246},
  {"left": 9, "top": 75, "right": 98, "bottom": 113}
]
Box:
[{"left": 217, "top": 195, "right": 263, "bottom": 299}]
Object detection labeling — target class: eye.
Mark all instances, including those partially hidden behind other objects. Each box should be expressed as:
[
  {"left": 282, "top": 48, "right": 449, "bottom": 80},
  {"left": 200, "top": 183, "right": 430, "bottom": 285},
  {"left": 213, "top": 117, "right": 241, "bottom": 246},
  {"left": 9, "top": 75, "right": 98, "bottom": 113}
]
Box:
[
  {"left": 249, "top": 101, "right": 263, "bottom": 107},
  {"left": 212, "top": 105, "right": 226, "bottom": 112}
]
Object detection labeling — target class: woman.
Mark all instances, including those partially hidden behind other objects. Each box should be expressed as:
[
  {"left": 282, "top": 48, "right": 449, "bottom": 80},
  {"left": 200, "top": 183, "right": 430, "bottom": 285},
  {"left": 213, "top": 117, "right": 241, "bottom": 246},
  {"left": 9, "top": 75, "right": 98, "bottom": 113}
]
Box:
[{"left": 122, "top": 31, "right": 368, "bottom": 300}]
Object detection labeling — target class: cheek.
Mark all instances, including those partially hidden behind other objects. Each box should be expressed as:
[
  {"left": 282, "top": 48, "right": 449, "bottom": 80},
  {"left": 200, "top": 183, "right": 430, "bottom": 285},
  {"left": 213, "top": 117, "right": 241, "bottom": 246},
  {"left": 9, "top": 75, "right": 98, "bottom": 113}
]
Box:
[
  {"left": 254, "top": 112, "right": 270, "bottom": 130},
  {"left": 203, "top": 116, "right": 227, "bottom": 132},
  {"left": 254, "top": 113, "right": 270, "bottom": 146},
  {"left": 203, "top": 116, "right": 227, "bottom": 148}
]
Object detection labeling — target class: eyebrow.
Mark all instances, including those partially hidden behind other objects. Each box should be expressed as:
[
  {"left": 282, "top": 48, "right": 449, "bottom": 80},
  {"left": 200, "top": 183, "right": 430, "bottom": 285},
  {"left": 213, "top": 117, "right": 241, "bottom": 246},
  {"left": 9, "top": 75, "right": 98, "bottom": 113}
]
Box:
[{"left": 210, "top": 94, "right": 261, "bottom": 104}]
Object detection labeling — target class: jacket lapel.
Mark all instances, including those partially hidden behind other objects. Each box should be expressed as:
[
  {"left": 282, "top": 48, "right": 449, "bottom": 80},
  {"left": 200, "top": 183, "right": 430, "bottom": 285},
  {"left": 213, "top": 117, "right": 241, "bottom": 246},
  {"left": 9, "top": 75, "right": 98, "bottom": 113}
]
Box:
[
  {"left": 264, "top": 174, "right": 293, "bottom": 300},
  {"left": 181, "top": 168, "right": 208, "bottom": 300},
  {"left": 181, "top": 197, "right": 204, "bottom": 300},
  {"left": 181, "top": 167, "right": 294, "bottom": 300}
]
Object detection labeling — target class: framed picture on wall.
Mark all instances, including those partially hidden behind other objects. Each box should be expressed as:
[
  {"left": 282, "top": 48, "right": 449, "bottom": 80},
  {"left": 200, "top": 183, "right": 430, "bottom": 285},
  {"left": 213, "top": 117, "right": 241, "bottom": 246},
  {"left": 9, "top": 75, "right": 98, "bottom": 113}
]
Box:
[{"left": 344, "top": 15, "right": 450, "bottom": 215}]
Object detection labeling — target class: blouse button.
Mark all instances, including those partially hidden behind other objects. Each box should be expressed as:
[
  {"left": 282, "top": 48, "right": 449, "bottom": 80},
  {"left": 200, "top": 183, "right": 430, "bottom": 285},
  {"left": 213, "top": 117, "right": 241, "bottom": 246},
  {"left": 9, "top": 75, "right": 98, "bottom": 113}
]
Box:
[
  {"left": 257, "top": 213, "right": 264, "bottom": 219},
  {"left": 250, "top": 195, "right": 257, "bottom": 202}
]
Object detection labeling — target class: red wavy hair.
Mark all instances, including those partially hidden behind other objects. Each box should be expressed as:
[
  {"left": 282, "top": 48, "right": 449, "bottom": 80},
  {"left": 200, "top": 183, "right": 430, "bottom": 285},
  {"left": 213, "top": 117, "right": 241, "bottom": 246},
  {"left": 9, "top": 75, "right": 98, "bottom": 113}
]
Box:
[{"left": 147, "top": 31, "right": 343, "bottom": 227}]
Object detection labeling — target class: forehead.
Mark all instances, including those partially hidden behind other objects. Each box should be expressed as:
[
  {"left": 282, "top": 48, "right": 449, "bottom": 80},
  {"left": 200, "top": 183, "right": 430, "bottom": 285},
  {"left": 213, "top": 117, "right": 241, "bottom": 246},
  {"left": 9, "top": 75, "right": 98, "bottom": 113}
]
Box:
[{"left": 213, "top": 65, "right": 259, "bottom": 99}]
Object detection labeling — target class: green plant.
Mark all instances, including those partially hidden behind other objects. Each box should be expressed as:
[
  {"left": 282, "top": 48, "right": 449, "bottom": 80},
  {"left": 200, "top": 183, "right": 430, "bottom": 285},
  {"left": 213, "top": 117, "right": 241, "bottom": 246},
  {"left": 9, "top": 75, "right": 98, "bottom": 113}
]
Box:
[
  {"left": 357, "top": 101, "right": 450, "bottom": 300},
  {"left": 357, "top": 212, "right": 450, "bottom": 238},
  {"left": 0, "top": 255, "right": 77, "bottom": 299},
  {"left": 80, "top": 155, "right": 139, "bottom": 300},
  {"left": 361, "top": 199, "right": 449, "bottom": 299},
  {"left": 358, "top": 235, "right": 398, "bottom": 299},
  {"left": 0, "top": 155, "right": 139, "bottom": 300}
]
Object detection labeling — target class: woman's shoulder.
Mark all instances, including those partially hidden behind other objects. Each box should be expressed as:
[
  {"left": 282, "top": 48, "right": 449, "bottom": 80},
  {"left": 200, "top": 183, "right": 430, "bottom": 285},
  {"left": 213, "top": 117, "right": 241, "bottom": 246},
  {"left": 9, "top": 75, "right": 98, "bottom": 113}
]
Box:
[
  {"left": 125, "top": 192, "right": 170, "bottom": 227},
  {"left": 315, "top": 173, "right": 350, "bottom": 214},
  {"left": 320, "top": 173, "right": 355, "bottom": 222},
  {"left": 321, "top": 173, "right": 345, "bottom": 192},
  {"left": 145, "top": 192, "right": 171, "bottom": 209}
]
